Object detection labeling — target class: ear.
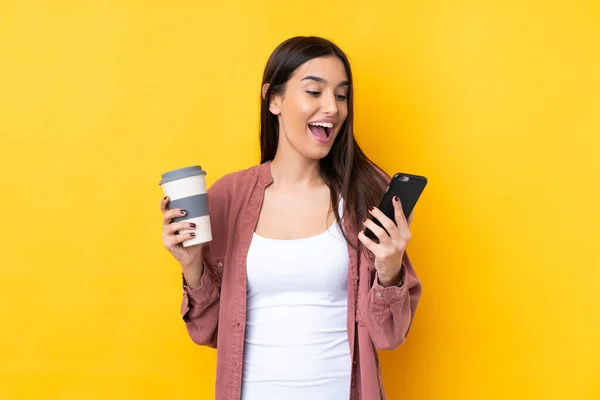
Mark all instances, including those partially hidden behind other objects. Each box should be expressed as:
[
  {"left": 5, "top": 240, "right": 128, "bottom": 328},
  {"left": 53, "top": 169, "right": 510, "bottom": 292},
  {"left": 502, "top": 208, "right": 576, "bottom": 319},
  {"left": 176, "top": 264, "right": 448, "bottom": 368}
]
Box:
[
  {"left": 261, "top": 83, "right": 270, "bottom": 100},
  {"left": 262, "top": 83, "right": 281, "bottom": 115}
]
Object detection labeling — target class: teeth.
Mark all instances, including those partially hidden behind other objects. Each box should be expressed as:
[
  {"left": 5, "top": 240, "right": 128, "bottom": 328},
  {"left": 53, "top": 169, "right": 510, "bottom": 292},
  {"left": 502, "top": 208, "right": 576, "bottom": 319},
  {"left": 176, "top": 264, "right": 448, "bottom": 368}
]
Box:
[{"left": 309, "top": 122, "right": 334, "bottom": 128}]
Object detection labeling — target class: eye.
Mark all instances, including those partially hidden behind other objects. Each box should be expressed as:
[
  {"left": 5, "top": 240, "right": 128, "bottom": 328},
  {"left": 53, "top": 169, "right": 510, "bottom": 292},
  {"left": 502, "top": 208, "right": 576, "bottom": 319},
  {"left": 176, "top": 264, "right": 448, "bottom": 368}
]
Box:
[
  {"left": 336, "top": 94, "right": 348, "bottom": 101},
  {"left": 306, "top": 90, "right": 321, "bottom": 97}
]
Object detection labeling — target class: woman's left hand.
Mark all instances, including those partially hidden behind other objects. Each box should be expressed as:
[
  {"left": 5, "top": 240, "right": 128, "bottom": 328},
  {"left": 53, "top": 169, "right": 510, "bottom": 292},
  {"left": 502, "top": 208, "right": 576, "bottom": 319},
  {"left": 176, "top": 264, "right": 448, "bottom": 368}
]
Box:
[{"left": 358, "top": 196, "right": 413, "bottom": 287}]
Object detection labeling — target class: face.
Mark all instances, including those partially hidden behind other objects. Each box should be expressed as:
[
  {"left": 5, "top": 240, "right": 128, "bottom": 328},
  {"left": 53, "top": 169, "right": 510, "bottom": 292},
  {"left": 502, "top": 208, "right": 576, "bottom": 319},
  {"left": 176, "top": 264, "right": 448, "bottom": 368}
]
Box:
[{"left": 265, "top": 56, "right": 350, "bottom": 160}]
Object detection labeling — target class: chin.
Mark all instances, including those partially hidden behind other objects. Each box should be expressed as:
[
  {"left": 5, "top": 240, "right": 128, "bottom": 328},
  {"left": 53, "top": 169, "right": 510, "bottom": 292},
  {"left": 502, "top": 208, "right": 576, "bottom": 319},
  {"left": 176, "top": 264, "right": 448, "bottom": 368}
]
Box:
[{"left": 305, "top": 146, "right": 334, "bottom": 161}]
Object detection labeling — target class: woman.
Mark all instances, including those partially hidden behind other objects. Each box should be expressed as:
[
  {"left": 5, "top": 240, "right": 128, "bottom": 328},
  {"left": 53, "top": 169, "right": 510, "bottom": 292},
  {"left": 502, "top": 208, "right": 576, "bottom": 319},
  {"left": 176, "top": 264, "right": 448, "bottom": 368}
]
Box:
[{"left": 160, "top": 36, "right": 422, "bottom": 400}]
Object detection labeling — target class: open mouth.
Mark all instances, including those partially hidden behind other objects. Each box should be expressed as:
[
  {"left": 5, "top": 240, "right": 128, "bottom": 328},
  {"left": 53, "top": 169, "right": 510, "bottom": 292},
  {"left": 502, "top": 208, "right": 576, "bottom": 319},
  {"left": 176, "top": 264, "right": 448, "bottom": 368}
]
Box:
[{"left": 308, "top": 121, "right": 334, "bottom": 143}]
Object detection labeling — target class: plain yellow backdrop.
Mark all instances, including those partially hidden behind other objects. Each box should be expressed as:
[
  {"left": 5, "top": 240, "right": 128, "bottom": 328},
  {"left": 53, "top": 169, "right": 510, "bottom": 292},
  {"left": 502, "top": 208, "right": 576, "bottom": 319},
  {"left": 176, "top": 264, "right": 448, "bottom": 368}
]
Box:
[{"left": 1, "top": 0, "right": 599, "bottom": 399}]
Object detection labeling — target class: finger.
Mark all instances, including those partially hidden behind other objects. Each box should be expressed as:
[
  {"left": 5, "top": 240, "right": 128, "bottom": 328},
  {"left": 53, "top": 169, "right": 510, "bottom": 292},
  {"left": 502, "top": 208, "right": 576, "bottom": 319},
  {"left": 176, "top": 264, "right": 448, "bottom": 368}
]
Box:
[
  {"left": 407, "top": 211, "right": 414, "bottom": 226},
  {"left": 173, "top": 231, "right": 196, "bottom": 245},
  {"left": 393, "top": 196, "right": 409, "bottom": 231},
  {"left": 368, "top": 207, "right": 398, "bottom": 239},
  {"left": 164, "top": 231, "right": 196, "bottom": 250},
  {"left": 163, "top": 208, "right": 187, "bottom": 225},
  {"left": 363, "top": 218, "right": 391, "bottom": 244},
  {"left": 358, "top": 230, "right": 379, "bottom": 254},
  {"left": 160, "top": 196, "right": 170, "bottom": 212},
  {"left": 164, "top": 221, "right": 197, "bottom": 236},
  {"left": 162, "top": 231, "right": 178, "bottom": 251}
]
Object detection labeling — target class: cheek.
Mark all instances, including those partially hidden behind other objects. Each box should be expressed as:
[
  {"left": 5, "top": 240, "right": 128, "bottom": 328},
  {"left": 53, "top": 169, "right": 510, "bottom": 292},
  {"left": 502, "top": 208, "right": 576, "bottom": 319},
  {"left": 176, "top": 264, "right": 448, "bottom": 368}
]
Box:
[
  {"left": 284, "top": 98, "right": 317, "bottom": 128},
  {"left": 340, "top": 100, "right": 349, "bottom": 116},
  {"left": 338, "top": 105, "right": 349, "bottom": 125},
  {"left": 296, "top": 98, "right": 319, "bottom": 119}
]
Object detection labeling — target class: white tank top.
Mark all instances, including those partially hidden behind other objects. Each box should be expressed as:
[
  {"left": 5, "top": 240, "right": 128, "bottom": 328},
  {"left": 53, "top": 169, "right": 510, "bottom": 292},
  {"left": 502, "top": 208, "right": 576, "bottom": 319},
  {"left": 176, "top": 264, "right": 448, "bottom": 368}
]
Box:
[{"left": 242, "top": 204, "right": 351, "bottom": 400}]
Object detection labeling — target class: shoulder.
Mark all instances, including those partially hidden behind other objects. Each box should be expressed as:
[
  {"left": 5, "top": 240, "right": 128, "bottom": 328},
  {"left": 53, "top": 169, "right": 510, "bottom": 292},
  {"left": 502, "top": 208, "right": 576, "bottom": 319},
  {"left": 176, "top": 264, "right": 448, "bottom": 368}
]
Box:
[
  {"left": 371, "top": 163, "right": 392, "bottom": 188},
  {"left": 203, "top": 165, "right": 261, "bottom": 260},
  {"left": 375, "top": 165, "right": 391, "bottom": 182},
  {"left": 207, "top": 163, "right": 263, "bottom": 200}
]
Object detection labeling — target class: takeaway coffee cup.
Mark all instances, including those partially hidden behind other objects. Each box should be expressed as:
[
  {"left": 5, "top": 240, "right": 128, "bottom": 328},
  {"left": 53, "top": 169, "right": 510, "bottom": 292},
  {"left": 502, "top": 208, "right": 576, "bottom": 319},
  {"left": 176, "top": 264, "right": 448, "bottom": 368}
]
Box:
[{"left": 159, "top": 166, "right": 212, "bottom": 247}]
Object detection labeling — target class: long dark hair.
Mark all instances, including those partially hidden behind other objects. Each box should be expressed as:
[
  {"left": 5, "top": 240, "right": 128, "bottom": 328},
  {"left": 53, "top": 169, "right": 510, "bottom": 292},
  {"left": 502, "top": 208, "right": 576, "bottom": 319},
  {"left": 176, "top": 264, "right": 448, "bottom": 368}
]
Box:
[{"left": 260, "top": 36, "right": 389, "bottom": 247}]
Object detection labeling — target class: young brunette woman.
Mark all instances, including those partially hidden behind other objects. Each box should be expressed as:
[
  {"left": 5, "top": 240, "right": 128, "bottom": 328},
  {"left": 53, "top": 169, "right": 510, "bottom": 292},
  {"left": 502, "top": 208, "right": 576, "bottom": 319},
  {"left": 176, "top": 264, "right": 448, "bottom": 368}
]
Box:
[{"left": 160, "top": 36, "right": 422, "bottom": 400}]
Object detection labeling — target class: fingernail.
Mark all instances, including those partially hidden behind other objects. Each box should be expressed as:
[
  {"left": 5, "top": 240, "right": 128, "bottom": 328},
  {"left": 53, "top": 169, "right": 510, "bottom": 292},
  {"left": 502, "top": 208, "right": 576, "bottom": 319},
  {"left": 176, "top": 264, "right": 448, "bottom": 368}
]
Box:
[
  {"left": 180, "top": 210, "right": 186, "bottom": 215},
  {"left": 190, "top": 232, "right": 196, "bottom": 237},
  {"left": 164, "top": 196, "right": 168, "bottom": 201},
  {"left": 363, "top": 218, "right": 368, "bottom": 224},
  {"left": 394, "top": 196, "right": 399, "bottom": 202},
  {"left": 189, "top": 223, "right": 196, "bottom": 228},
  {"left": 368, "top": 206, "right": 374, "bottom": 211}
]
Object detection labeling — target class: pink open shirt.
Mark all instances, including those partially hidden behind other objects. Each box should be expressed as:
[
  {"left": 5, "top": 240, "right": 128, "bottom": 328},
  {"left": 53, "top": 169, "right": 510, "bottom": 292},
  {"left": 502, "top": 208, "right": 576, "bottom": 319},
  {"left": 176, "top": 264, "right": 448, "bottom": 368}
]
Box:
[{"left": 180, "top": 161, "right": 422, "bottom": 400}]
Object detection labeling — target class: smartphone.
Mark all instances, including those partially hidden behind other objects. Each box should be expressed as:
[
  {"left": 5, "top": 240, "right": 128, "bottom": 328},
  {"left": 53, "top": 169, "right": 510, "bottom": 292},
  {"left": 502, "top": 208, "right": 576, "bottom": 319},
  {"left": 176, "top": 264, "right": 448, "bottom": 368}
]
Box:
[{"left": 364, "top": 172, "right": 428, "bottom": 241}]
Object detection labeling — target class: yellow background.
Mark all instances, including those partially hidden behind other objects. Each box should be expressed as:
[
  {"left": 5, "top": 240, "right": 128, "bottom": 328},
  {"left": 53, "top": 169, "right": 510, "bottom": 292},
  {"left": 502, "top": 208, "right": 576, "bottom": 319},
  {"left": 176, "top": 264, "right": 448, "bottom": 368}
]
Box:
[{"left": 1, "top": 0, "right": 599, "bottom": 399}]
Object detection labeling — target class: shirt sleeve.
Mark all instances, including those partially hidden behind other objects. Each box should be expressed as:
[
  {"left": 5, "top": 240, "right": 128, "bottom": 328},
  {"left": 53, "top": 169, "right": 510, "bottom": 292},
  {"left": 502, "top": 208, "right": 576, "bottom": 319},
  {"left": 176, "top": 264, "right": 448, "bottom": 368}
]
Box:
[
  {"left": 179, "top": 174, "right": 232, "bottom": 349},
  {"left": 365, "top": 251, "right": 422, "bottom": 350}
]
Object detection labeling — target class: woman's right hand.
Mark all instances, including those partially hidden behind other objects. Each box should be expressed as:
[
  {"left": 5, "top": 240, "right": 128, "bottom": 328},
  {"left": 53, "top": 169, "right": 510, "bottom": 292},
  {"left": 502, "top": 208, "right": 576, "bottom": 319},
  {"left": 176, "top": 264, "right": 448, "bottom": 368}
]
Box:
[{"left": 160, "top": 196, "right": 205, "bottom": 288}]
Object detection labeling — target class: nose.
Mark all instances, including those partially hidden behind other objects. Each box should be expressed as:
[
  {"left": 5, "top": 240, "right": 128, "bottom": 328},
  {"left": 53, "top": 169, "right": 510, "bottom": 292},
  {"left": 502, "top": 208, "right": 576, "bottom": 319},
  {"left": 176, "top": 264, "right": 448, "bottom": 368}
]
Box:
[{"left": 321, "top": 92, "right": 338, "bottom": 116}]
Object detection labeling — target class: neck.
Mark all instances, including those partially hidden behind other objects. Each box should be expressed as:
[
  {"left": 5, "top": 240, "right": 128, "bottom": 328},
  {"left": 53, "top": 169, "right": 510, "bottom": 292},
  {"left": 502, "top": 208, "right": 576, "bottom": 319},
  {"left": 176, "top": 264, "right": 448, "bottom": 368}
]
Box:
[{"left": 269, "top": 145, "right": 323, "bottom": 189}]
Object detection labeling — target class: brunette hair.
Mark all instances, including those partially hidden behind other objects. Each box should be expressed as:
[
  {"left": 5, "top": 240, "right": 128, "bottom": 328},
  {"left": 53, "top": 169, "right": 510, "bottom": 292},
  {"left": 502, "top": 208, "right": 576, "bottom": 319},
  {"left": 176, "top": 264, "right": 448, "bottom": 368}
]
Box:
[{"left": 260, "top": 36, "right": 388, "bottom": 247}]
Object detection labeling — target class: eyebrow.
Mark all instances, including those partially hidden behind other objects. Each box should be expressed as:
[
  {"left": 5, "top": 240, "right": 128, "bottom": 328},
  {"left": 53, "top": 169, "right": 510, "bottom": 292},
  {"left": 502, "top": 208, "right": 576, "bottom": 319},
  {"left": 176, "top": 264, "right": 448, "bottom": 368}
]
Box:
[{"left": 301, "top": 75, "right": 350, "bottom": 87}]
